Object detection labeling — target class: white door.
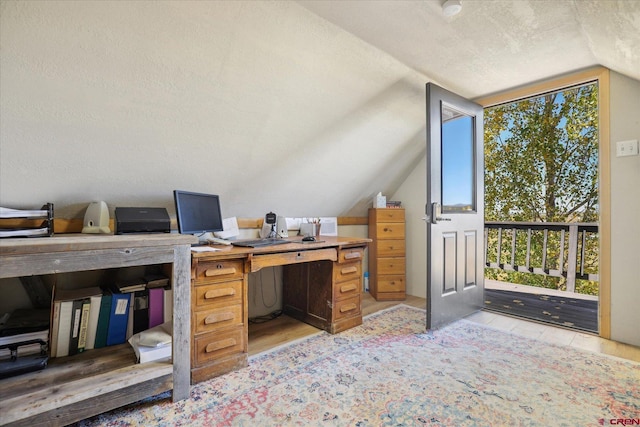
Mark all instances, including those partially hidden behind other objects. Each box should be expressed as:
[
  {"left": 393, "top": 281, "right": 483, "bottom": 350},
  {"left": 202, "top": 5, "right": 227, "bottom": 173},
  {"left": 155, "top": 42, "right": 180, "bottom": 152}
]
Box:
[{"left": 426, "top": 83, "right": 484, "bottom": 329}]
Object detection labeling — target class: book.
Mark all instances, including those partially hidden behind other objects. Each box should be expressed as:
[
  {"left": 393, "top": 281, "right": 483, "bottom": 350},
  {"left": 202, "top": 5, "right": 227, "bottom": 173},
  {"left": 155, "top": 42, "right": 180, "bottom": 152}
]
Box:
[
  {"left": 105, "top": 293, "right": 131, "bottom": 346},
  {"left": 93, "top": 294, "right": 112, "bottom": 349},
  {"left": 143, "top": 273, "right": 170, "bottom": 289},
  {"left": 84, "top": 294, "right": 102, "bottom": 350},
  {"left": 163, "top": 288, "right": 173, "bottom": 323},
  {"left": 128, "top": 335, "right": 171, "bottom": 364},
  {"left": 128, "top": 321, "right": 172, "bottom": 363},
  {"left": 50, "top": 301, "right": 61, "bottom": 358},
  {"left": 115, "top": 278, "right": 146, "bottom": 293},
  {"left": 68, "top": 299, "right": 84, "bottom": 356},
  {"left": 55, "top": 300, "right": 74, "bottom": 357},
  {"left": 132, "top": 290, "right": 149, "bottom": 335},
  {"left": 148, "top": 288, "right": 164, "bottom": 329},
  {"left": 53, "top": 287, "right": 100, "bottom": 358},
  {"left": 76, "top": 299, "right": 92, "bottom": 353}
]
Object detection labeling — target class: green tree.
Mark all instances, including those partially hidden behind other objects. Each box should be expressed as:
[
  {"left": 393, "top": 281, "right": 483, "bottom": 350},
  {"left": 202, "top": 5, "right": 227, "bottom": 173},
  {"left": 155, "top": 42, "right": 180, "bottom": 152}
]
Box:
[
  {"left": 484, "top": 83, "right": 599, "bottom": 294},
  {"left": 484, "top": 84, "right": 598, "bottom": 223}
]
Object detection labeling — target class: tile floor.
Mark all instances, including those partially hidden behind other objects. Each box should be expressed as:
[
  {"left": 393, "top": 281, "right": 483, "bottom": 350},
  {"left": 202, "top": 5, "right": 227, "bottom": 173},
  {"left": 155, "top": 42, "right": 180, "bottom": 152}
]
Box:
[{"left": 465, "top": 309, "right": 640, "bottom": 362}]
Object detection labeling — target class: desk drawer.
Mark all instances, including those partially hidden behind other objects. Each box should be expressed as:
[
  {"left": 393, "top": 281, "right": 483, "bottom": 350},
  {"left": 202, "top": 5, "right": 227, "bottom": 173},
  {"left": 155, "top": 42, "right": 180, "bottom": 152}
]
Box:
[
  {"left": 374, "top": 223, "right": 405, "bottom": 240},
  {"left": 333, "top": 277, "right": 360, "bottom": 301},
  {"left": 338, "top": 247, "right": 365, "bottom": 264},
  {"left": 377, "top": 257, "right": 405, "bottom": 275},
  {"left": 250, "top": 248, "right": 336, "bottom": 272},
  {"left": 376, "top": 239, "right": 405, "bottom": 257},
  {"left": 377, "top": 275, "right": 406, "bottom": 293},
  {"left": 333, "top": 260, "right": 362, "bottom": 283},
  {"left": 194, "top": 280, "right": 243, "bottom": 309},
  {"left": 194, "top": 327, "right": 245, "bottom": 367},
  {"left": 194, "top": 259, "right": 244, "bottom": 284},
  {"left": 194, "top": 304, "right": 243, "bottom": 334},
  {"left": 333, "top": 295, "right": 361, "bottom": 321}
]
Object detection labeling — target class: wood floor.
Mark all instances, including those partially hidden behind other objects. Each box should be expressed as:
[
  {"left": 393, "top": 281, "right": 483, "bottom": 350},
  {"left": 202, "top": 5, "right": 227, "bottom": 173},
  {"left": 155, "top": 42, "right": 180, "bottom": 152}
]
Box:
[{"left": 248, "top": 293, "right": 640, "bottom": 363}]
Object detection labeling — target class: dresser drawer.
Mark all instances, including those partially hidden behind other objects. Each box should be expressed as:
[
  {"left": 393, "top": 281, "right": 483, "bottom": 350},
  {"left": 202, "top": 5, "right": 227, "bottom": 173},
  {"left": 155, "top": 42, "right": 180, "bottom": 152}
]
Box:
[
  {"left": 333, "top": 260, "right": 362, "bottom": 283},
  {"left": 333, "top": 277, "right": 360, "bottom": 301},
  {"left": 377, "top": 239, "right": 405, "bottom": 257},
  {"left": 338, "top": 246, "right": 365, "bottom": 263},
  {"left": 194, "top": 327, "right": 245, "bottom": 367},
  {"left": 370, "top": 208, "right": 405, "bottom": 223},
  {"left": 194, "top": 259, "right": 244, "bottom": 284},
  {"left": 377, "top": 257, "right": 405, "bottom": 275},
  {"left": 374, "top": 222, "right": 405, "bottom": 240},
  {"left": 193, "top": 280, "right": 243, "bottom": 309},
  {"left": 333, "top": 295, "right": 361, "bottom": 321},
  {"left": 377, "top": 275, "right": 406, "bottom": 293},
  {"left": 194, "top": 304, "right": 244, "bottom": 334}
]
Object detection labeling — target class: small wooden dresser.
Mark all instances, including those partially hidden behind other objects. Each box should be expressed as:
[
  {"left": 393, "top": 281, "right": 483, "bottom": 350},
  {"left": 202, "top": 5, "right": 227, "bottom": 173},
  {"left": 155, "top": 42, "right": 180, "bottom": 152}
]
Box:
[{"left": 368, "top": 208, "right": 406, "bottom": 300}]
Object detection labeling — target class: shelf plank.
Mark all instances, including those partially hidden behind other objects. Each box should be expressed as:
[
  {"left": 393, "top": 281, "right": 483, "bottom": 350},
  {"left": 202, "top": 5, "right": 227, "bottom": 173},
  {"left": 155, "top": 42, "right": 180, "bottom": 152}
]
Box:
[{"left": 1, "top": 361, "right": 172, "bottom": 425}]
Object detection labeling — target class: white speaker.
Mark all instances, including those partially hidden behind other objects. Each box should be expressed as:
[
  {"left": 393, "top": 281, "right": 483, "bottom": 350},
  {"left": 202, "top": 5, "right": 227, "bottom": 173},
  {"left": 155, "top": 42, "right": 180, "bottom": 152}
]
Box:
[
  {"left": 260, "top": 222, "right": 271, "bottom": 238},
  {"left": 81, "top": 201, "right": 111, "bottom": 234},
  {"left": 276, "top": 216, "right": 288, "bottom": 238}
]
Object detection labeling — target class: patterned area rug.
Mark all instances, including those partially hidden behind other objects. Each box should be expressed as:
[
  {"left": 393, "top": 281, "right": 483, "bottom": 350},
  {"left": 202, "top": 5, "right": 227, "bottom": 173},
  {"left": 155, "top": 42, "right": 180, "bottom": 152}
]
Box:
[{"left": 76, "top": 305, "right": 639, "bottom": 426}]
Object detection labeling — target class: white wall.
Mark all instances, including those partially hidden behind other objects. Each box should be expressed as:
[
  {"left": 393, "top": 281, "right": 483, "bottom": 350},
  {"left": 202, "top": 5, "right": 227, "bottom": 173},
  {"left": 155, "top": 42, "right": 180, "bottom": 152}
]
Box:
[
  {"left": 390, "top": 155, "right": 427, "bottom": 299},
  {"left": 0, "top": 1, "right": 429, "bottom": 220},
  {"left": 609, "top": 72, "right": 640, "bottom": 346}
]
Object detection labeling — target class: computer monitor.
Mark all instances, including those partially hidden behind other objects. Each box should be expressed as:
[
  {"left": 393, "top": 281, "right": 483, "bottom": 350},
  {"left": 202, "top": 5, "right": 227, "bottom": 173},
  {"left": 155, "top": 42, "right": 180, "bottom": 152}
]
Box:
[{"left": 173, "top": 190, "right": 223, "bottom": 238}]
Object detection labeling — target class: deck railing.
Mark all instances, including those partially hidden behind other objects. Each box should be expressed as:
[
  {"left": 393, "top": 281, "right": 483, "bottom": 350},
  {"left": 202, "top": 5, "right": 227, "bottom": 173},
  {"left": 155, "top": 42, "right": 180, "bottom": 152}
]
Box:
[{"left": 484, "top": 221, "right": 599, "bottom": 293}]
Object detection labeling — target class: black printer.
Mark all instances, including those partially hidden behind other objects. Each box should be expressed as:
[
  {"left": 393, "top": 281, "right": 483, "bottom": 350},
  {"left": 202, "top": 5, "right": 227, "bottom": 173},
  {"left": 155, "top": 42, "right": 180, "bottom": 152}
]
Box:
[{"left": 114, "top": 207, "right": 171, "bottom": 234}]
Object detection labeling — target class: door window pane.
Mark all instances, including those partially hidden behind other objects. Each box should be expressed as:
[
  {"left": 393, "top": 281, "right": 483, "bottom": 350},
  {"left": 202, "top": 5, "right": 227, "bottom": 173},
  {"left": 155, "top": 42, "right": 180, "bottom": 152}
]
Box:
[{"left": 442, "top": 104, "right": 475, "bottom": 212}]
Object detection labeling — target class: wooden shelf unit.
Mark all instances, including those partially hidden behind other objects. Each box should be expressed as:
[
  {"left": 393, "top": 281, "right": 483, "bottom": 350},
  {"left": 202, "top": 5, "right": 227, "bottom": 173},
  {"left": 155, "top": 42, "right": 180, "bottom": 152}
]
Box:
[
  {"left": 368, "top": 208, "right": 406, "bottom": 301},
  {"left": 0, "top": 234, "right": 195, "bottom": 426}
]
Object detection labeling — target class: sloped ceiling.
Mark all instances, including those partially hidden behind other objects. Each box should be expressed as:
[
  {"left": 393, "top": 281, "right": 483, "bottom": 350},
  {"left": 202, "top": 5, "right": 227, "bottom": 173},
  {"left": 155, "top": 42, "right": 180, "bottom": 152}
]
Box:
[
  {"left": 1, "top": 1, "right": 638, "bottom": 221},
  {"left": 298, "top": 0, "right": 640, "bottom": 99}
]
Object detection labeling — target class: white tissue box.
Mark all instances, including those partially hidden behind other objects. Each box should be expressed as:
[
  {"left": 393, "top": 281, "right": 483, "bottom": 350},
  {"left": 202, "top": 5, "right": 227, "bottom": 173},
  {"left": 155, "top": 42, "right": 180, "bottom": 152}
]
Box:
[{"left": 374, "top": 194, "right": 387, "bottom": 208}]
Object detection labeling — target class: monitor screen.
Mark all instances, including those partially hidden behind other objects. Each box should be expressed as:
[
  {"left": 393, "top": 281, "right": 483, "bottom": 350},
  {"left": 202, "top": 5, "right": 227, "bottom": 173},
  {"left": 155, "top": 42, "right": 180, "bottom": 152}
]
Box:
[{"left": 173, "top": 190, "right": 223, "bottom": 235}]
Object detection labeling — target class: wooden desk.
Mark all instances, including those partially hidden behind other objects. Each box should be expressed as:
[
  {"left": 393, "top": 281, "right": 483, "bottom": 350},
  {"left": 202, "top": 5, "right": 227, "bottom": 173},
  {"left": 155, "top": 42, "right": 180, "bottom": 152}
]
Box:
[
  {"left": 190, "top": 236, "right": 370, "bottom": 383},
  {"left": 0, "top": 234, "right": 195, "bottom": 426}
]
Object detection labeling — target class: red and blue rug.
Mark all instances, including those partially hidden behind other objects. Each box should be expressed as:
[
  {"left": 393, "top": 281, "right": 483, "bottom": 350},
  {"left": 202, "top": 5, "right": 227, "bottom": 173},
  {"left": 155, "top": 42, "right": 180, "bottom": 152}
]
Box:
[{"left": 76, "top": 305, "right": 639, "bottom": 426}]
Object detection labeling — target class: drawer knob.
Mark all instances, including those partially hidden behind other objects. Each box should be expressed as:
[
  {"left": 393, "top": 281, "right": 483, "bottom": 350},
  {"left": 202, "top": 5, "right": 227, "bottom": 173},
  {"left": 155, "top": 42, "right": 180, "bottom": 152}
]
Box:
[
  {"left": 205, "top": 267, "right": 237, "bottom": 277},
  {"left": 206, "top": 338, "right": 237, "bottom": 353},
  {"left": 341, "top": 266, "right": 358, "bottom": 275},
  {"left": 205, "top": 288, "right": 235, "bottom": 299},
  {"left": 204, "top": 312, "right": 234, "bottom": 325},
  {"left": 340, "top": 303, "right": 357, "bottom": 313},
  {"left": 340, "top": 283, "right": 357, "bottom": 293},
  {"left": 344, "top": 252, "right": 361, "bottom": 260}
]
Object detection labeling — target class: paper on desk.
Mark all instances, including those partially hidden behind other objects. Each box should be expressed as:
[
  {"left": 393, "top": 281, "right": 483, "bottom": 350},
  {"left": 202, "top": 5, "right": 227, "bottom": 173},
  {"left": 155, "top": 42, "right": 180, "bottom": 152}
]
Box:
[
  {"left": 190, "top": 246, "right": 221, "bottom": 252},
  {"left": 285, "top": 218, "right": 303, "bottom": 231},
  {"left": 214, "top": 217, "right": 240, "bottom": 239},
  {"left": 0, "top": 227, "right": 50, "bottom": 237},
  {"left": 318, "top": 217, "right": 338, "bottom": 236},
  {"left": 0, "top": 207, "right": 49, "bottom": 218}
]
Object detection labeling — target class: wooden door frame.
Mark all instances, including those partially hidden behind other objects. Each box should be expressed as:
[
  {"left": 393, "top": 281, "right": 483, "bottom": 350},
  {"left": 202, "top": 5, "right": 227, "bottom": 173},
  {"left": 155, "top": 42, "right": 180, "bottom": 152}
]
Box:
[{"left": 474, "top": 66, "right": 611, "bottom": 339}]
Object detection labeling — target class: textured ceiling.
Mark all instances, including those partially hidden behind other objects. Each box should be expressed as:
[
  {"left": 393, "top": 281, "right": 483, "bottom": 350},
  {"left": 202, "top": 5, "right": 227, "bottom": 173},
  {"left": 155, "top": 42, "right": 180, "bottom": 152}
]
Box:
[{"left": 298, "top": 0, "right": 640, "bottom": 99}]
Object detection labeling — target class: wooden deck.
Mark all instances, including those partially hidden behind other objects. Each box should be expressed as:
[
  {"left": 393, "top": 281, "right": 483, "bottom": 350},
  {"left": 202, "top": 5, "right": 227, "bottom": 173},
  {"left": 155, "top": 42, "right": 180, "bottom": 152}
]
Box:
[{"left": 483, "top": 279, "right": 598, "bottom": 333}]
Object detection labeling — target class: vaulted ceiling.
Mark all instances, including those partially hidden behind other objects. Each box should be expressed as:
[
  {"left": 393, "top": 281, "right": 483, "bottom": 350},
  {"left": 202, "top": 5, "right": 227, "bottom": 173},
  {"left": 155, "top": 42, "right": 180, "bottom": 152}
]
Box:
[{"left": 298, "top": 0, "right": 640, "bottom": 99}]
